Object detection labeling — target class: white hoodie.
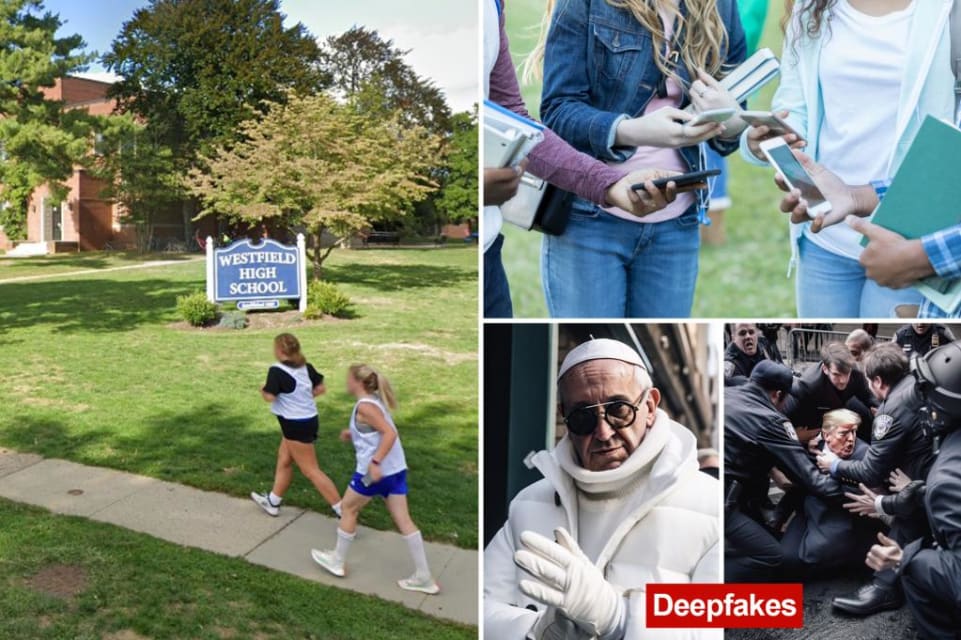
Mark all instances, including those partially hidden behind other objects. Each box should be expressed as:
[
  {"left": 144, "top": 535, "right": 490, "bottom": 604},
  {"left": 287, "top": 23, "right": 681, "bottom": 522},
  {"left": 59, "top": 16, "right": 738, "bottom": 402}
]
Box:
[{"left": 484, "top": 409, "right": 721, "bottom": 639}]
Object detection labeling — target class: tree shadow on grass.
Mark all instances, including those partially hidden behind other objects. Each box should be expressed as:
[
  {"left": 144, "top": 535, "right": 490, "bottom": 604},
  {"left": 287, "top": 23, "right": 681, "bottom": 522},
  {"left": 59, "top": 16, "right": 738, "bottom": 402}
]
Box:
[
  {"left": 0, "top": 251, "right": 196, "bottom": 275},
  {"left": 323, "top": 261, "right": 475, "bottom": 292},
  {"left": 0, "top": 277, "right": 199, "bottom": 334}
]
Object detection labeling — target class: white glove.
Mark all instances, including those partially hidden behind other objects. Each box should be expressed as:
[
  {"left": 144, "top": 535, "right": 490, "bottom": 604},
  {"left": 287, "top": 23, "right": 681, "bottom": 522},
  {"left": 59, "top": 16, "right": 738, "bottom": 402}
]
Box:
[
  {"left": 515, "top": 527, "right": 625, "bottom": 639},
  {"left": 527, "top": 608, "right": 593, "bottom": 640}
]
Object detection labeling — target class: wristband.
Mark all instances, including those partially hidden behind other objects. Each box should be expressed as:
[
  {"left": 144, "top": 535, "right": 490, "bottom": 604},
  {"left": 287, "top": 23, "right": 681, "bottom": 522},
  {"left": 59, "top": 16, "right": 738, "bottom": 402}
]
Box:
[{"left": 869, "top": 179, "right": 890, "bottom": 202}]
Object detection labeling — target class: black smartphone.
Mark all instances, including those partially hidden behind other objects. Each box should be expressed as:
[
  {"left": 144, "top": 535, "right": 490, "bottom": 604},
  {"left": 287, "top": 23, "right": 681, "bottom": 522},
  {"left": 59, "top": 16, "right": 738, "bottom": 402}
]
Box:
[{"left": 631, "top": 169, "right": 721, "bottom": 192}]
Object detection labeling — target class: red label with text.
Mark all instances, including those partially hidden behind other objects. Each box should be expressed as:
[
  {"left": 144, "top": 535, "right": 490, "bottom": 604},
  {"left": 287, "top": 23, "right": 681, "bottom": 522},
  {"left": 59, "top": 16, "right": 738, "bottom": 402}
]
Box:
[{"left": 645, "top": 583, "right": 804, "bottom": 628}]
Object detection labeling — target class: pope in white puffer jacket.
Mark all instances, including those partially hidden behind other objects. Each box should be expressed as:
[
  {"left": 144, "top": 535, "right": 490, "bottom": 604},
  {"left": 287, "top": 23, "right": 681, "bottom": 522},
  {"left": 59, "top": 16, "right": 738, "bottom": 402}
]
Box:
[{"left": 484, "top": 408, "right": 720, "bottom": 640}]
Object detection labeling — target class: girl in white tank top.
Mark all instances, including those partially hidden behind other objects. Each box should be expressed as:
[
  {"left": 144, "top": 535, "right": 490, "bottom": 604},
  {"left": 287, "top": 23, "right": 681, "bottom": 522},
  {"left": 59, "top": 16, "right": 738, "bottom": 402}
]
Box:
[
  {"left": 250, "top": 333, "right": 343, "bottom": 519},
  {"left": 310, "top": 364, "right": 439, "bottom": 595}
]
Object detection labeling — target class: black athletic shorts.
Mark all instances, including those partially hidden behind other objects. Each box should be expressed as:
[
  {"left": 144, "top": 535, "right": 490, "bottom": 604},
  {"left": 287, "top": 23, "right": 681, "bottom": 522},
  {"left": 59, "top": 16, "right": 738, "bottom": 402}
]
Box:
[{"left": 277, "top": 415, "right": 319, "bottom": 443}]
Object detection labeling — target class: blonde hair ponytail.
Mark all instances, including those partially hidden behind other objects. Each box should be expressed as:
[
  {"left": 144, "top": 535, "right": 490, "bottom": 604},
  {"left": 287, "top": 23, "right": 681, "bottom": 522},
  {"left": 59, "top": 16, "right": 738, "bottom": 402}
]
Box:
[
  {"left": 523, "top": 0, "right": 730, "bottom": 89},
  {"left": 349, "top": 364, "right": 398, "bottom": 410}
]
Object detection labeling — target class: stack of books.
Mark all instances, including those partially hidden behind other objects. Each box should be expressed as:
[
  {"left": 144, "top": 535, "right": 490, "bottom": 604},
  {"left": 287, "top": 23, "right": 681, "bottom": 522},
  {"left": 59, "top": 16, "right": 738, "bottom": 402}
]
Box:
[{"left": 483, "top": 99, "right": 544, "bottom": 169}]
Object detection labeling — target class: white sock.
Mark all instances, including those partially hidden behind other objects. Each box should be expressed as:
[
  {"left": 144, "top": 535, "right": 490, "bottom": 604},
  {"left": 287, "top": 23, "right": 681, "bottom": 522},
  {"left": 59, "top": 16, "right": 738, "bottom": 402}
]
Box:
[
  {"left": 332, "top": 501, "right": 342, "bottom": 517},
  {"left": 268, "top": 492, "right": 283, "bottom": 507},
  {"left": 335, "top": 528, "right": 355, "bottom": 563},
  {"left": 403, "top": 530, "right": 431, "bottom": 578}
]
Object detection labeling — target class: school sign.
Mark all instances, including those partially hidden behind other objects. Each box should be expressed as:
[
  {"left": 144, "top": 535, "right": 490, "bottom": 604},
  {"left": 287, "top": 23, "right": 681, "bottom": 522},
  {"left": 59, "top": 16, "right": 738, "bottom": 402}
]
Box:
[{"left": 206, "top": 235, "right": 307, "bottom": 312}]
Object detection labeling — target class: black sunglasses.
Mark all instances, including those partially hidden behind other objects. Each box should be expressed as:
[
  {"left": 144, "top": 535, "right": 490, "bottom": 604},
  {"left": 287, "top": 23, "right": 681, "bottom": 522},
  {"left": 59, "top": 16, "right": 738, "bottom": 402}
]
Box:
[{"left": 563, "top": 390, "right": 650, "bottom": 436}]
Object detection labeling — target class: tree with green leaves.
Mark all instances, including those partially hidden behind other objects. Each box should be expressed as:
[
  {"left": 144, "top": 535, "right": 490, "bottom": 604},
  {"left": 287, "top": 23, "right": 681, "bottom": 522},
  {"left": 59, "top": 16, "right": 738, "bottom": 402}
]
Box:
[
  {"left": 102, "top": 0, "right": 328, "bottom": 239},
  {"left": 320, "top": 26, "right": 451, "bottom": 134},
  {"left": 187, "top": 92, "right": 442, "bottom": 276},
  {"left": 0, "top": 0, "right": 96, "bottom": 241},
  {"left": 434, "top": 109, "right": 478, "bottom": 224},
  {"left": 89, "top": 115, "right": 183, "bottom": 253}
]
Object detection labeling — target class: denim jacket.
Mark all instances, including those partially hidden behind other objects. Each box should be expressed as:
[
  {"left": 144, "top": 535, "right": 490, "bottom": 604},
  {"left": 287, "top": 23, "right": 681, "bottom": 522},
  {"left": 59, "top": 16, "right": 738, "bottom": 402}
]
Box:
[{"left": 540, "top": 0, "right": 747, "bottom": 217}]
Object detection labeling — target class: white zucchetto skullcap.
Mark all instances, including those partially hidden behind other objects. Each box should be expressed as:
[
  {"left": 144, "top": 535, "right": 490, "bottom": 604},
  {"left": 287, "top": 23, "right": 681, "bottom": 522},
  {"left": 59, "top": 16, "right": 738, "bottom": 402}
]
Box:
[{"left": 557, "top": 338, "right": 648, "bottom": 381}]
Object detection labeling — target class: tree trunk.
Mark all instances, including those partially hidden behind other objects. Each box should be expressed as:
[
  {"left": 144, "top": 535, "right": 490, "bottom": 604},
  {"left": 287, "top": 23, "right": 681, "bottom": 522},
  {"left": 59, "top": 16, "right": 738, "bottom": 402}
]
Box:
[{"left": 180, "top": 198, "right": 195, "bottom": 243}]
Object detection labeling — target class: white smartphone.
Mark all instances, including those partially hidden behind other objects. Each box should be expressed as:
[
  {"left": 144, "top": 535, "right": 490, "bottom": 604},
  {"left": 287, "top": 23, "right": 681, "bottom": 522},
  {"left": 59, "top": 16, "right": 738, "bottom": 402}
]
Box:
[
  {"left": 759, "top": 137, "right": 832, "bottom": 218},
  {"left": 687, "top": 107, "right": 737, "bottom": 126},
  {"left": 741, "top": 110, "right": 803, "bottom": 140}
]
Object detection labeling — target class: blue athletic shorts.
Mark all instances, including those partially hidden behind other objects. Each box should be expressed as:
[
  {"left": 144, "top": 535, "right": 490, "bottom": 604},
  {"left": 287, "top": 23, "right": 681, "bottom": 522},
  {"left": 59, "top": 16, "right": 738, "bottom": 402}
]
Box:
[{"left": 349, "top": 469, "right": 408, "bottom": 498}]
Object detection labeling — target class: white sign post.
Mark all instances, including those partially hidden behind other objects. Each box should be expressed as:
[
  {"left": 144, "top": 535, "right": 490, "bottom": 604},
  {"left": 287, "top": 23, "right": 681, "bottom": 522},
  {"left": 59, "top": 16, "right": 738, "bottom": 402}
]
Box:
[
  {"left": 205, "top": 236, "right": 215, "bottom": 303},
  {"left": 297, "top": 233, "right": 308, "bottom": 313}
]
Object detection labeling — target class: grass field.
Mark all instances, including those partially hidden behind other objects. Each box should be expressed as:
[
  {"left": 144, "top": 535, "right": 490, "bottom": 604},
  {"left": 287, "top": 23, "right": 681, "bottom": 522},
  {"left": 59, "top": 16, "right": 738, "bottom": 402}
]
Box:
[
  {"left": 0, "top": 499, "right": 475, "bottom": 640},
  {"left": 0, "top": 247, "right": 478, "bottom": 548},
  {"left": 0, "top": 251, "right": 200, "bottom": 280},
  {"left": 502, "top": 0, "right": 795, "bottom": 317}
]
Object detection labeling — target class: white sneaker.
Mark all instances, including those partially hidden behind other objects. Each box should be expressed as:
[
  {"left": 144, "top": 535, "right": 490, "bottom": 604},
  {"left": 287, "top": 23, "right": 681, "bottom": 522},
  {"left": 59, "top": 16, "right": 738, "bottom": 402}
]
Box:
[
  {"left": 398, "top": 573, "right": 440, "bottom": 595},
  {"left": 250, "top": 492, "right": 279, "bottom": 517},
  {"left": 311, "top": 549, "right": 346, "bottom": 577}
]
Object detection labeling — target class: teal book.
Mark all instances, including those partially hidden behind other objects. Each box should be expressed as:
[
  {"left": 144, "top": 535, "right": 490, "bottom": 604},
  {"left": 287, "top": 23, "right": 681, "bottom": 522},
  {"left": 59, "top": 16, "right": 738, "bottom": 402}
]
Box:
[{"left": 860, "top": 116, "right": 961, "bottom": 313}]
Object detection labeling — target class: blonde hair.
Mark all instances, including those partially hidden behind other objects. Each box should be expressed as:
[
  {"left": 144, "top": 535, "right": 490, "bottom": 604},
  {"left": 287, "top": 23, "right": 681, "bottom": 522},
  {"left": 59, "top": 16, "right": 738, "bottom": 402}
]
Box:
[
  {"left": 821, "top": 408, "right": 860, "bottom": 435},
  {"left": 274, "top": 333, "right": 306, "bottom": 367},
  {"left": 523, "top": 0, "right": 730, "bottom": 88},
  {"left": 349, "top": 364, "right": 397, "bottom": 410}
]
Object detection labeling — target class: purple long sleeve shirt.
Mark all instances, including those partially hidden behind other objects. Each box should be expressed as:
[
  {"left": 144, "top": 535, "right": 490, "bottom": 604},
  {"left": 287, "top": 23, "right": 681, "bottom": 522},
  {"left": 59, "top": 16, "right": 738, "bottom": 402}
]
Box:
[{"left": 488, "top": 10, "right": 623, "bottom": 206}]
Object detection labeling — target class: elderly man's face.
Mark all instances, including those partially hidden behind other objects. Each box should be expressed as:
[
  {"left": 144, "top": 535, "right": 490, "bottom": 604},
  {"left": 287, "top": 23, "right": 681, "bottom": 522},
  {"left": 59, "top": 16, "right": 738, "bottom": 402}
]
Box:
[
  {"left": 559, "top": 360, "right": 660, "bottom": 472},
  {"left": 824, "top": 423, "right": 858, "bottom": 458},
  {"left": 733, "top": 324, "right": 758, "bottom": 356}
]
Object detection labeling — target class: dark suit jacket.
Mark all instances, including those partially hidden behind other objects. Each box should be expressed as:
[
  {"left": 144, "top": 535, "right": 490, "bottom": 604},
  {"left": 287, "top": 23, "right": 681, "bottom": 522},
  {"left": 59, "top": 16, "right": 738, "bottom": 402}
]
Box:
[{"left": 783, "top": 362, "right": 878, "bottom": 430}]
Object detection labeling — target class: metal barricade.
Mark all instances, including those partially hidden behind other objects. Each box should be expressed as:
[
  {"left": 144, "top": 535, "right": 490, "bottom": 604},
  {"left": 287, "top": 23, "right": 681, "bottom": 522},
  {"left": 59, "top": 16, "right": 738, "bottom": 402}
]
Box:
[{"left": 784, "top": 328, "right": 894, "bottom": 371}]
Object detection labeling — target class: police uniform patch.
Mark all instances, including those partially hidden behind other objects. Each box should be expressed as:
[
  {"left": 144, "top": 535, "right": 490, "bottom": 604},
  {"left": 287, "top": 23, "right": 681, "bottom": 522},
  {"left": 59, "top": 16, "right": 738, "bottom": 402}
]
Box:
[
  {"left": 783, "top": 421, "right": 799, "bottom": 441},
  {"left": 724, "top": 361, "right": 736, "bottom": 378},
  {"left": 873, "top": 414, "right": 894, "bottom": 440}
]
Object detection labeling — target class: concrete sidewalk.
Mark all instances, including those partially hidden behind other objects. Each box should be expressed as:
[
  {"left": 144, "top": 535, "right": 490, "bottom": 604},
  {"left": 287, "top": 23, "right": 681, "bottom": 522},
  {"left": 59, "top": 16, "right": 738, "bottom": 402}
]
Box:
[{"left": 0, "top": 448, "right": 477, "bottom": 626}]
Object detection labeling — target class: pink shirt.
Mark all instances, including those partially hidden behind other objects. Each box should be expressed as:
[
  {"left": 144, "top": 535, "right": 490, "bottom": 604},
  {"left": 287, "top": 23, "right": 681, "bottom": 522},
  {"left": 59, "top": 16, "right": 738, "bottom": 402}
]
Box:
[{"left": 601, "top": 10, "right": 693, "bottom": 224}]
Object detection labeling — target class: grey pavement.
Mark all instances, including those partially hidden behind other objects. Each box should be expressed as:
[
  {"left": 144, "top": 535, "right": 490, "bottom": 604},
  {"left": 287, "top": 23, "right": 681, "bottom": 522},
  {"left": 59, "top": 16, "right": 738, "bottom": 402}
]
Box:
[
  {"left": 727, "top": 573, "right": 918, "bottom": 640},
  {"left": 0, "top": 448, "right": 477, "bottom": 626}
]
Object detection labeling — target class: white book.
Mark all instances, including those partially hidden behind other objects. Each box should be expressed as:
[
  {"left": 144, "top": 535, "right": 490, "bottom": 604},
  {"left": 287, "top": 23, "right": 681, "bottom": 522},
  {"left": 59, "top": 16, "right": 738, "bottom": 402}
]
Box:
[
  {"left": 483, "top": 99, "right": 545, "bottom": 168},
  {"left": 685, "top": 48, "right": 780, "bottom": 111}
]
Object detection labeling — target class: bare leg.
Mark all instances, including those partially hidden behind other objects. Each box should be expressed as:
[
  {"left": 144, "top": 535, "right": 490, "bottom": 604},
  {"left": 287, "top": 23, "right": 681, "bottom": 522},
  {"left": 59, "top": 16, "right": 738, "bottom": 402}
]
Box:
[
  {"left": 284, "top": 439, "right": 342, "bottom": 506},
  {"left": 385, "top": 493, "right": 418, "bottom": 536},
  {"left": 270, "top": 439, "right": 294, "bottom": 498},
  {"left": 339, "top": 487, "right": 372, "bottom": 535}
]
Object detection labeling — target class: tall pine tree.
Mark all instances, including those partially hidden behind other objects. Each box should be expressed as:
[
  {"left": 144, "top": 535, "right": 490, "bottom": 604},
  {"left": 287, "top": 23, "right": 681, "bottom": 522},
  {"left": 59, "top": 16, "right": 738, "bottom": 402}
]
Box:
[{"left": 0, "top": 0, "right": 96, "bottom": 241}]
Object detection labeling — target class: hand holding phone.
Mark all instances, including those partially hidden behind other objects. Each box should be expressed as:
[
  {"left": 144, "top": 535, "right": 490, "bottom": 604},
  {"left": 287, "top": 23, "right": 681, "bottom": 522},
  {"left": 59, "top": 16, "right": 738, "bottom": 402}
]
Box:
[
  {"left": 760, "top": 138, "right": 832, "bottom": 219},
  {"left": 746, "top": 109, "right": 805, "bottom": 162},
  {"left": 631, "top": 169, "right": 720, "bottom": 193},
  {"left": 687, "top": 108, "right": 737, "bottom": 127}
]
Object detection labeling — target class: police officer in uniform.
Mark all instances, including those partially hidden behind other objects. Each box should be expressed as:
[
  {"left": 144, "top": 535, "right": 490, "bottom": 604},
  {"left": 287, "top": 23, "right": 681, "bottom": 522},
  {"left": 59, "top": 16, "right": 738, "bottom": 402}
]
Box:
[
  {"left": 820, "top": 342, "right": 936, "bottom": 616},
  {"left": 859, "top": 341, "right": 961, "bottom": 639},
  {"left": 725, "top": 323, "right": 773, "bottom": 386},
  {"left": 894, "top": 323, "right": 955, "bottom": 358},
  {"left": 725, "top": 360, "right": 845, "bottom": 582}
]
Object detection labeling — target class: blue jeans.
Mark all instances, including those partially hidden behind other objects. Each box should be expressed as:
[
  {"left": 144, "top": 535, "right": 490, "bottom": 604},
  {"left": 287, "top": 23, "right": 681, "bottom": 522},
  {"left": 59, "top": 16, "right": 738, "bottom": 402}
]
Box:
[
  {"left": 796, "top": 234, "right": 923, "bottom": 317},
  {"left": 484, "top": 234, "right": 513, "bottom": 318},
  {"left": 541, "top": 203, "right": 700, "bottom": 317}
]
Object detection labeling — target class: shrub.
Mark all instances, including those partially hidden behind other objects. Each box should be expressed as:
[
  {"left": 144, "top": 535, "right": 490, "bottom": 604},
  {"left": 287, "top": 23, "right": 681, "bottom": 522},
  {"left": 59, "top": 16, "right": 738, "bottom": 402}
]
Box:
[
  {"left": 177, "top": 292, "right": 218, "bottom": 327},
  {"left": 217, "top": 310, "right": 247, "bottom": 330},
  {"left": 305, "top": 280, "right": 353, "bottom": 319}
]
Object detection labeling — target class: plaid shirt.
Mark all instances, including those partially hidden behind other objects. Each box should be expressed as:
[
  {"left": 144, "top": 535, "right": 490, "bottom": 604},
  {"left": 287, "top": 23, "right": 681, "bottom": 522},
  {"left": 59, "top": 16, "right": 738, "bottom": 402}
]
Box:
[{"left": 919, "top": 226, "right": 961, "bottom": 317}]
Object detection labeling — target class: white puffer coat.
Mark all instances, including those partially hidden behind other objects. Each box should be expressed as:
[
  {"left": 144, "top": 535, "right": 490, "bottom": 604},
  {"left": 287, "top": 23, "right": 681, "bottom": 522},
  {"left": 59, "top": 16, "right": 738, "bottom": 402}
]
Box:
[{"left": 484, "top": 410, "right": 721, "bottom": 639}]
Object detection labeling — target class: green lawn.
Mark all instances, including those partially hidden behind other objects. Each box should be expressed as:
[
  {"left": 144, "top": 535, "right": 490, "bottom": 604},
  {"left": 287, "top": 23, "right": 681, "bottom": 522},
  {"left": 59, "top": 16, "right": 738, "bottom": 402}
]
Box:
[
  {"left": 0, "top": 246, "right": 478, "bottom": 548},
  {"left": 0, "top": 499, "right": 474, "bottom": 640},
  {"left": 502, "top": 0, "right": 795, "bottom": 317},
  {"left": 0, "top": 251, "right": 200, "bottom": 280}
]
